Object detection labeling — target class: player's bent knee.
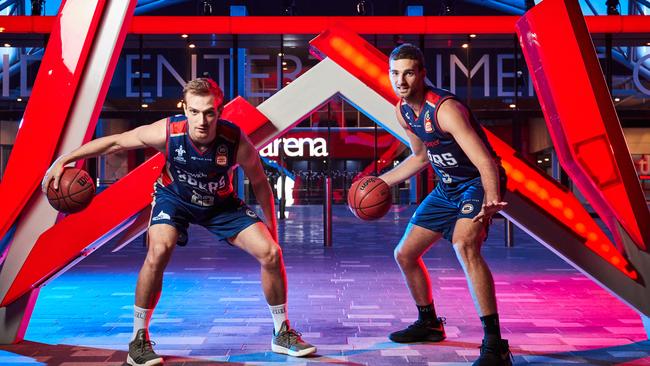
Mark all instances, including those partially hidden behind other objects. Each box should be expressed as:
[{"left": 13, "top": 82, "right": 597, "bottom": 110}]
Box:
[
  {"left": 260, "top": 245, "right": 282, "bottom": 269},
  {"left": 453, "top": 239, "right": 480, "bottom": 261},
  {"left": 394, "top": 247, "right": 415, "bottom": 268},
  {"left": 145, "top": 241, "right": 175, "bottom": 268}
]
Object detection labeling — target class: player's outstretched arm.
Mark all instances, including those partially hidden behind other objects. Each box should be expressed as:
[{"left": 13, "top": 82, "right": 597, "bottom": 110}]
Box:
[
  {"left": 237, "top": 131, "right": 278, "bottom": 242},
  {"left": 380, "top": 107, "right": 429, "bottom": 187},
  {"left": 42, "top": 119, "right": 167, "bottom": 192}
]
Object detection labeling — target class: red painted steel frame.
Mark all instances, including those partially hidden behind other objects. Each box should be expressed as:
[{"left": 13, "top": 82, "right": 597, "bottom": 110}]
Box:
[{"left": 1, "top": 15, "right": 649, "bottom": 34}]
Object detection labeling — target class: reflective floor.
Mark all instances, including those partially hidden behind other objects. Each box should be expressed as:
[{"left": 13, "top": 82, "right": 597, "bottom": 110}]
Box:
[{"left": 1, "top": 205, "right": 649, "bottom": 365}]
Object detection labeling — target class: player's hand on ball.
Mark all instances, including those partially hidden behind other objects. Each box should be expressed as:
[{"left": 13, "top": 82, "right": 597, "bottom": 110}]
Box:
[{"left": 42, "top": 156, "right": 66, "bottom": 193}]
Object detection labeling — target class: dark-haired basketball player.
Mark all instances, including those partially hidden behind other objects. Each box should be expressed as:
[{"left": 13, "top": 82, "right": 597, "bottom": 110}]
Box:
[
  {"left": 378, "top": 44, "right": 511, "bottom": 366},
  {"left": 43, "top": 78, "right": 316, "bottom": 365}
]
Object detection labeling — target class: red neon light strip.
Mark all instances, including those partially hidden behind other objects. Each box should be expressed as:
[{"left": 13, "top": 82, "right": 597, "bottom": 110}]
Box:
[
  {"left": 488, "top": 133, "right": 636, "bottom": 279},
  {"left": 309, "top": 25, "right": 637, "bottom": 279},
  {"left": 310, "top": 26, "right": 398, "bottom": 105},
  {"left": 516, "top": 0, "right": 649, "bottom": 250},
  {"left": 0, "top": 0, "right": 108, "bottom": 244},
  {"left": 1, "top": 15, "right": 649, "bottom": 34}
]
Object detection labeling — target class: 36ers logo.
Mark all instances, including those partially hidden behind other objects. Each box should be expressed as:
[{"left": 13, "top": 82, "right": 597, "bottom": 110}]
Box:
[
  {"left": 216, "top": 144, "right": 228, "bottom": 166},
  {"left": 461, "top": 203, "right": 474, "bottom": 214},
  {"left": 424, "top": 110, "right": 433, "bottom": 133}
]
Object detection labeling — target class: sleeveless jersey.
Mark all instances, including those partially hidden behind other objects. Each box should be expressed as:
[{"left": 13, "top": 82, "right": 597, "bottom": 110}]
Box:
[
  {"left": 157, "top": 115, "right": 240, "bottom": 207},
  {"left": 399, "top": 87, "right": 497, "bottom": 186}
]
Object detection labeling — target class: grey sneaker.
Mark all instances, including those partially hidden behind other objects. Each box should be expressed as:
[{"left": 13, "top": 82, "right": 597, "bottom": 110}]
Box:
[
  {"left": 271, "top": 321, "right": 317, "bottom": 357},
  {"left": 127, "top": 329, "right": 163, "bottom": 366}
]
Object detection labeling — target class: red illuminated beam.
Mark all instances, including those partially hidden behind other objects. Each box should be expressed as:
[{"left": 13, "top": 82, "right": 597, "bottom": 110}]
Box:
[
  {"left": 0, "top": 0, "right": 139, "bottom": 344},
  {"left": 0, "top": 0, "right": 108, "bottom": 255},
  {"left": 516, "top": 0, "right": 650, "bottom": 251},
  {"left": 490, "top": 134, "right": 637, "bottom": 279},
  {"left": 1, "top": 15, "right": 649, "bottom": 34}
]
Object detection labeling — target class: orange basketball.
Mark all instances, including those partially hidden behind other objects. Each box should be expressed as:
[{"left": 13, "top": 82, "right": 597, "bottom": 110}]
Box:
[
  {"left": 46, "top": 167, "right": 95, "bottom": 214},
  {"left": 348, "top": 176, "right": 392, "bottom": 221}
]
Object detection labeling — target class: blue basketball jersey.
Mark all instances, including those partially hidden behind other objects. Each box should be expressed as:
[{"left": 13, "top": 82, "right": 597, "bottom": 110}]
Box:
[
  {"left": 399, "top": 87, "right": 497, "bottom": 186},
  {"left": 157, "top": 115, "right": 240, "bottom": 207}
]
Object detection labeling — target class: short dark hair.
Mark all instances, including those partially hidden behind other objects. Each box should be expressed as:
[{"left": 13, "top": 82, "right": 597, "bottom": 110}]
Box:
[
  {"left": 183, "top": 78, "right": 224, "bottom": 107},
  {"left": 389, "top": 43, "right": 425, "bottom": 70}
]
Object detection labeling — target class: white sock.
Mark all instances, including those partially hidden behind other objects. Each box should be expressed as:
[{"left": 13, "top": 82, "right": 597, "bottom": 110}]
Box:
[
  {"left": 132, "top": 305, "right": 153, "bottom": 341},
  {"left": 268, "top": 303, "right": 289, "bottom": 334}
]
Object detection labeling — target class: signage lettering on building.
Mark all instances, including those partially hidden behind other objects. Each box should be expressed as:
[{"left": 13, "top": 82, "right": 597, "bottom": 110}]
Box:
[
  {"left": 259, "top": 137, "right": 328, "bottom": 158},
  {"left": 3, "top": 51, "right": 649, "bottom": 98}
]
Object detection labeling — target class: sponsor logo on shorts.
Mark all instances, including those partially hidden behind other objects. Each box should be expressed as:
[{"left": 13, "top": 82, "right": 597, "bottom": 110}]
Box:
[
  {"left": 246, "top": 209, "right": 258, "bottom": 218},
  {"left": 461, "top": 203, "right": 474, "bottom": 214},
  {"left": 152, "top": 210, "right": 171, "bottom": 221}
]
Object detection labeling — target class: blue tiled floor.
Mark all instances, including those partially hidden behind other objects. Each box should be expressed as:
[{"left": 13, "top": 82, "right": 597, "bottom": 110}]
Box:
[{"left": 1, "top": 205, "right": 649, "bottom": 365}]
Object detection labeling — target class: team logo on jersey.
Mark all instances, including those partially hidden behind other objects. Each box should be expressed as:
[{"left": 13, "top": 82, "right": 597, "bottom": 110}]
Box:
[
  {"left": 246, "top": 209, "right": 258, "bottom": 218},
  {"left": 424, "top": 110, "right": 433, "bottom": 133},
  {"left": 216, "top": 144, "right": 228, "bottom": 166},
  {"left": 174, "top": 145, "right": 186, "bottom": 164},
  {"left": 461, "top": 203, "right": 474, "bottom": 214}
]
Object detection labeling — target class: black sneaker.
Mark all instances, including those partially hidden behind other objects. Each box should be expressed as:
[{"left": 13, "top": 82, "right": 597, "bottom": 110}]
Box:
[
  {"left": 127, "top": 329, "right": 163, "bottom": 366},
  {"left": 389, "top": 317, "right": 446, "bottom": 343},
  {"left": 472, "top": 338, "right": 513, "bottom": 366}
]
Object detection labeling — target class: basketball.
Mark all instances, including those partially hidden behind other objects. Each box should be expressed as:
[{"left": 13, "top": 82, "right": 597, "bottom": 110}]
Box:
[
  {"left": 46, "top": 167, "right": 95, "bottom": 214},
  {"left": 347, "top": 176, "right": 392, "bottom": 221}
]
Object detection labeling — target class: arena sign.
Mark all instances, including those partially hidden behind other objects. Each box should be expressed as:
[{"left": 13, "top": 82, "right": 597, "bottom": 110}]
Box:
[{"left": 259, "top": 137, "right": 328, "bottom": 158}]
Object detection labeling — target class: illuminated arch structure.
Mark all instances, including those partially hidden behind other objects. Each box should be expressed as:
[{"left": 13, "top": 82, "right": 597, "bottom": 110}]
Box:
[{"left": 0, "top": 0, "right": 649, "bottom": 344}]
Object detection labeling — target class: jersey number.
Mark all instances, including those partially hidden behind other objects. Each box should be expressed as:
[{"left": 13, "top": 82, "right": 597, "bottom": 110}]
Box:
[{"left": 191, "top": 191, "right": 215, "bottom": 207}]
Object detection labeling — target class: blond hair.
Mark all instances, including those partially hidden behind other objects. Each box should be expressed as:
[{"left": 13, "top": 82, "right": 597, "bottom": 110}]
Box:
[{"left": 182, "top": 78, "right": 224, "bottom": 106}]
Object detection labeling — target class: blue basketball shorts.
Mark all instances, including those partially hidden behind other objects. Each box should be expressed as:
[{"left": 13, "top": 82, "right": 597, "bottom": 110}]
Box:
[
  {"left": 149, "top": 185, "right": 261, "bottom": 246},
  {"left": 410, "top": 172, "right": 507, "bottom": 242}
]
